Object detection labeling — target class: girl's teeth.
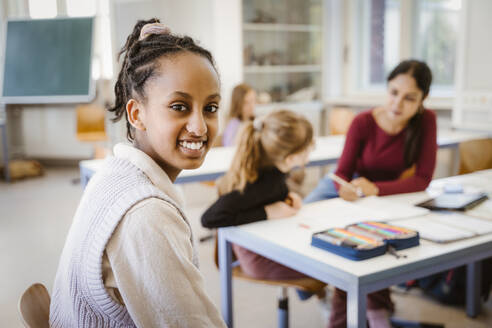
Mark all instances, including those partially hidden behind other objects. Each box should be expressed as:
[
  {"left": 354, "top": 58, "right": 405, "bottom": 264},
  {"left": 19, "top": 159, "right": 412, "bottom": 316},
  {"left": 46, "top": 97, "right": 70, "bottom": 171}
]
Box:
[{"left": 181, "top": 141, "right": 203, "bottom": 150}]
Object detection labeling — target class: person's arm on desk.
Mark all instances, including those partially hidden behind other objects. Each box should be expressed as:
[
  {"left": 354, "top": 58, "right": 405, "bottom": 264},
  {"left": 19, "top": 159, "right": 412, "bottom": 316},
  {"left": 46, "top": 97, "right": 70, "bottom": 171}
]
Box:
[{"left": 201, "top": 175, "right": 300, "bottom": 227}]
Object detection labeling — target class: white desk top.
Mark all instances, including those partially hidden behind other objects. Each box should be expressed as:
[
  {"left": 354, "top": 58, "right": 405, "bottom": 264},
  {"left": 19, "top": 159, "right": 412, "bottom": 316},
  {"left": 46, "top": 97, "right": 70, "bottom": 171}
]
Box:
[
  {"left": 80, "top": 129, "right": 491, "bottom": 182},
  {"left": 226, "top": 169, "right": 492, "bottom": 282}
]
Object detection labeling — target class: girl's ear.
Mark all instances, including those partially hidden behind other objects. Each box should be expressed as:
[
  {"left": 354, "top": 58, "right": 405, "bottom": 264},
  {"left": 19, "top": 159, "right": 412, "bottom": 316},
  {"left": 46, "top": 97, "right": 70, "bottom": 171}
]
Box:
[{"left": 126, "top": 99, "right": 146, "bottom": 131}]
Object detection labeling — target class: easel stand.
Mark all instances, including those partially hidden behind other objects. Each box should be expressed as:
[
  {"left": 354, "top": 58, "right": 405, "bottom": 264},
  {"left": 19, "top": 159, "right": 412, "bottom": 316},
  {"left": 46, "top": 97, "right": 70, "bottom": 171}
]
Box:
[{"left": 0, "top": 103, "right": 10, "bottom": 182}]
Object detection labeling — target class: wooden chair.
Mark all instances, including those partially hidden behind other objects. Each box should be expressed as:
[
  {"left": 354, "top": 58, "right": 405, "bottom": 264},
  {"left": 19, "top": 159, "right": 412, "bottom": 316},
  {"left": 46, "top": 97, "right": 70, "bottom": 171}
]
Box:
[
  {"left": 458, "top": 138, "right": 492, "bottom": 174},
  {"left": 76, "top": 104, "right": 109, "bottom": 159},
  {"left": 328, "top": 107, "right": 355, "bottom": 135},
  {"left": 18, "top": 283, "right": 50, "bottom": 328},
  {"left": 214, "top": 236, "right": 325, "bottom": 328}
]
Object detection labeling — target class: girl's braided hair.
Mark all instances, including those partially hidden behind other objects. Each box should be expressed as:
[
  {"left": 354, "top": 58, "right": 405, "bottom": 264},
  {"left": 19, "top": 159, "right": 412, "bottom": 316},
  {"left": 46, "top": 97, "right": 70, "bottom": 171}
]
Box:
[{"left": 108, "top": 18, "right": 218, "bottom": 141}]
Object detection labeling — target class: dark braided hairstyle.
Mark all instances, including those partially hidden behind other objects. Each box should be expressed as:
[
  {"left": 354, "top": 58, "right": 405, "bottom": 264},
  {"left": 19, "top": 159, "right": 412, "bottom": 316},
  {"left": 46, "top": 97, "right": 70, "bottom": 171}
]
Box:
[
  {"left": 108, "top": 18, "right": 218, "bottom": 141},
  {"left": 387, "top": 59, "right": 432, "bottom": 168}
]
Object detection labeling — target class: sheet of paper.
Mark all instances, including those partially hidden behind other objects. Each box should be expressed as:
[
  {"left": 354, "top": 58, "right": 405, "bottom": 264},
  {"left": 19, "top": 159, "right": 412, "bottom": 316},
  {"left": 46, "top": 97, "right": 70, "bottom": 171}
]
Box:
[
  {"left": 353, "top": 196, "right": 430, "bottom": 220},
  {"left": 394, "top": 216, "right": 475, "bottom": 243},
  {"left": 431, "top": 211, "right": 492, "bottom": 234},
  {"left": 466, "top": 199, "right": 492, "bottom": 220}
]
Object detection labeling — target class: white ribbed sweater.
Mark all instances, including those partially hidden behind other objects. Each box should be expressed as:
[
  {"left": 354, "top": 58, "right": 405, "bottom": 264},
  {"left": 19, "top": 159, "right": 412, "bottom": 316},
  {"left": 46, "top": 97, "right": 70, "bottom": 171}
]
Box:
[{"left": 49, "top": 151, "right": 199, "bottom": 327}]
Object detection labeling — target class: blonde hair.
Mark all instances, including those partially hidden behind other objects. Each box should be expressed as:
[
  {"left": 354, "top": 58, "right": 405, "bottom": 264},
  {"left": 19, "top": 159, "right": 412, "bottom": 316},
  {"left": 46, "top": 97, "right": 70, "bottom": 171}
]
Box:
[
  {"left": 218, "top": 110, "right": 313, "bottom": 195},
  {"left": 227, "top": 83, "right": 253, "bottom": 122}
]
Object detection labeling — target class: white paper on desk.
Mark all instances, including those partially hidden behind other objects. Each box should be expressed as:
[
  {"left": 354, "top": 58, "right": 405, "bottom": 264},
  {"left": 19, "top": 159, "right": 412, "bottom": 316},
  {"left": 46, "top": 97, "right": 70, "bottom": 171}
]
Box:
[
  {"left": 353, "top": 196, "right": 430, "bottom": 220},
  {"left": 430, "top": 212, "right": 492, "bottom": 234},
  {"left": 466, "top": 200, "right": 492, "bottom": 220},
  {"left": 394, "top": 216, "right": 475, "bottom": 243}
]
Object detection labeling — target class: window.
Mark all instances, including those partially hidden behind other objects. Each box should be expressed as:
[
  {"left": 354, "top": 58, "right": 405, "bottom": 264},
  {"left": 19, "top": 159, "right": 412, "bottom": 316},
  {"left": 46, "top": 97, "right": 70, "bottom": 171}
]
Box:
[
  {"left": 413, "top": 0, "right": 461, "bottom": 93},
  {"left": 66, "top": 0, "right": 113, "bottom": 80},
  {"left": 66, "top": 0, "right": 96, "bottom": 17},
  {"left": 351, "top": 0, "right": 461, "bottom": 96},
  {"left": 27, "top": 0, "right": 113, "bottom": 80},
  {"left": 29, "top": 0, "right": 57, "bottom": 19},
  {"left": 355, "top": 0, "right": 400, "bottom": 91}
]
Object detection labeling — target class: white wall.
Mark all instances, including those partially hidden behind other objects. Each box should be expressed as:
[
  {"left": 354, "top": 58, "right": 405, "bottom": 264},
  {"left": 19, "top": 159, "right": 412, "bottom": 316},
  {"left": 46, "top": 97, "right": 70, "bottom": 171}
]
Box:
[{"left": 453, "top": 0, "right": 492, "bottom": 131}]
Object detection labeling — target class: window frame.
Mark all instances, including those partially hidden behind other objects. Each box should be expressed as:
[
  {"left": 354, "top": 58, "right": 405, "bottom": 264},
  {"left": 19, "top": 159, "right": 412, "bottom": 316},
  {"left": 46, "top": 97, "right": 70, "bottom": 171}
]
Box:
[{"left": 345, "top": 0, "right": 459, "bottom": 100}]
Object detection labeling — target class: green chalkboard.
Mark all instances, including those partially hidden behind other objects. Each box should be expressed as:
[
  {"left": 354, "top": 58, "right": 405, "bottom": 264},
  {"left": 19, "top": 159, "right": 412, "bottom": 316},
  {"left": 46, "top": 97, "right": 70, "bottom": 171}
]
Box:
[{"left": 1, "top": 17, "right": 94, "bottom": 104}]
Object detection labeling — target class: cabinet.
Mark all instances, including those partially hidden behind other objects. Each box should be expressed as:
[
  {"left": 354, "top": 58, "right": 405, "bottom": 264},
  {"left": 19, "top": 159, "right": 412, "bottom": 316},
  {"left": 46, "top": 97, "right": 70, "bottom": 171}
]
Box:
[{"left": 242, "top": 0, "right": 324, "bottom": 103}]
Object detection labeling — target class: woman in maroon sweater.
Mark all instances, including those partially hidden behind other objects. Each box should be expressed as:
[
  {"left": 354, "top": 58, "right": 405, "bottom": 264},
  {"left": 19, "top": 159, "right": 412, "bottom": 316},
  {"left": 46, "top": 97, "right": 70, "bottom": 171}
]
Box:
[{"left": 305, "top": 60, "right": 437, "bottom": 328}]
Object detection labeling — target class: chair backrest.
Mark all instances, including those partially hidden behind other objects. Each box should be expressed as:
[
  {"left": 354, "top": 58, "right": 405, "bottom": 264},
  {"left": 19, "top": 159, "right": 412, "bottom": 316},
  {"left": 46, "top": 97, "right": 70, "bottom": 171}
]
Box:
[
  {"left": 18, "top": 283, "right": 50, "bottom": 328},
  {"left": 328, "top": 107, "right": 355, "bottom": 135},
  {"left": 459, "top": 138, "right": 492, "bottom": 174},
  {"left": 76, "top": 104, "right": 107, "bottom": 136}
]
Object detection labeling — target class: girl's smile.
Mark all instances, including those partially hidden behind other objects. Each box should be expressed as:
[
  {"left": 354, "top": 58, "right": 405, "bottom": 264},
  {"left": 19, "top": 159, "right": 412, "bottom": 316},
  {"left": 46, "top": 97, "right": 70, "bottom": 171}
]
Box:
[{"left": 178, "top": 138, "right": 207, "bottom": 157}]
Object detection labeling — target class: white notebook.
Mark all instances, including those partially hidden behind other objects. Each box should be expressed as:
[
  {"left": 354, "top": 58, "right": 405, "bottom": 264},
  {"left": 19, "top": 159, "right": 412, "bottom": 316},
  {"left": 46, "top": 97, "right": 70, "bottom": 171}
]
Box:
[
  {"left": 394, "top": 216, "right": 475, "bottom": 243},
  {"left": 393, "top": 212, "right": 492, "bottom": 243}
]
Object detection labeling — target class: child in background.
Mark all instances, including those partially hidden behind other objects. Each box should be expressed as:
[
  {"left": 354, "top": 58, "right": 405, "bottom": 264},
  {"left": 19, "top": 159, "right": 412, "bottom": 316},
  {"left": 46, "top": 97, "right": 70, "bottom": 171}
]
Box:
[
  {"left": 50, "top": 19, "right": 226, "bottom": 327},
  {"left": 202, "top": 110, "right": 327, "bottom": 301},
  {"left": 222, "top": 83, "right": 256, "bottom": 146}
]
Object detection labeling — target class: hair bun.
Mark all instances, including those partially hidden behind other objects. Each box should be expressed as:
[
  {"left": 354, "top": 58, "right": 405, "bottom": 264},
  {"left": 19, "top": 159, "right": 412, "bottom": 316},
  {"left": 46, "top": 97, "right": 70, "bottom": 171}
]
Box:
[{"left": 139, "top": 23, "right": 171, "bottom": 41}]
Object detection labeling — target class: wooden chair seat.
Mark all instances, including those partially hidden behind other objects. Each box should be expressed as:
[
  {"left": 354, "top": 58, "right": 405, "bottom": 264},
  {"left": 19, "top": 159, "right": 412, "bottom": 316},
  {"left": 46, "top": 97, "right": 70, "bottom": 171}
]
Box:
[
  {"left": 76, "top": 131, "right": 108, "bottom": 142},
  {"left": 18, "top": 283, "right": 50, "bottom": 328},
  {"left": 459, "top": 138, "right": 492, "bottom": 174},
  {"left": 214, "top": 235, "right": 323, "bottom": 292},
  {"left": 231, "top": 265, "right": 326, "bottom": 293},
  {"left": 328, "top": 107, "right": 355, "bottom": 135}
]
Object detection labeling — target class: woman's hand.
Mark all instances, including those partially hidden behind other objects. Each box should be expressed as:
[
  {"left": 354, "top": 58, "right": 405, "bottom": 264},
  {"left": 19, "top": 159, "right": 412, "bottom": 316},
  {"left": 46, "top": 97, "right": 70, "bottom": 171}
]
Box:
[
  {"left": 351, "top": 177, "right": 379, "bottom": 196},
  {"left": 265, "top": 196, "right": 301, "bottom": 220},
  {"left": 338, "top": 184, "right": 359, "bottom": 201}
]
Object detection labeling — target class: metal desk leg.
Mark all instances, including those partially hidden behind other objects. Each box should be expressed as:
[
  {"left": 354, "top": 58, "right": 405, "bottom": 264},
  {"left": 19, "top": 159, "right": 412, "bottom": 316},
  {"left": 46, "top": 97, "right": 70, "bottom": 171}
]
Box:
[
  {"left": 347, "top": 285, "right": 367, "bottom": 328},
  {"left": 466, "top": 261, "right": 482, "bottom": 318},
  {"left": 218, "top": 229, "right": 233, "bottom": 328},
  {"left": 450, "top": 147, "right": 460, "bottom": 176}
]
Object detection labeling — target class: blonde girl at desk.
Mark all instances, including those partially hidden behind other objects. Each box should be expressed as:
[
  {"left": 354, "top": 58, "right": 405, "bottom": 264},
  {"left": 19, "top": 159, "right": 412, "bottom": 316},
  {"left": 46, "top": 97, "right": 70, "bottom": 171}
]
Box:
[
  {"left": 306, "top": 60, "right": 437, "bottom": 328},
  {"left": 201, "top": 110, "right": 328, "bottom": 307},
  {"left": 50, "top": 19, "right": 226, "bottom": 327},
  {"left": 221, "top": 83, "right": 256, "bottom": 146}
]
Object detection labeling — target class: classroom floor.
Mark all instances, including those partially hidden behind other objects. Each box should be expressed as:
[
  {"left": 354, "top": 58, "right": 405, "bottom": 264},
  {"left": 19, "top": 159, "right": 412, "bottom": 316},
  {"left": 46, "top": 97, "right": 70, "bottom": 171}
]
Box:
[{"left": 1, "top": 164, "right": 492, "bottom": 328}]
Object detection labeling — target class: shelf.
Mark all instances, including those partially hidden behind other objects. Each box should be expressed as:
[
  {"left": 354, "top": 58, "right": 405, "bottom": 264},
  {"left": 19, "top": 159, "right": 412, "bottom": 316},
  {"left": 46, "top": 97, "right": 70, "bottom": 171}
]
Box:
[
  {"left": 244, "top": 65, "right": 322, "bottom": 74},
  {"left": 243, "top": 23, "right": 322, "bottom": 32},
  {"left": 255, "top": 101, "right": 324, "bottom": 113},
  {"left": 325, "top": 96, "right": 454, "bottom": 111}
]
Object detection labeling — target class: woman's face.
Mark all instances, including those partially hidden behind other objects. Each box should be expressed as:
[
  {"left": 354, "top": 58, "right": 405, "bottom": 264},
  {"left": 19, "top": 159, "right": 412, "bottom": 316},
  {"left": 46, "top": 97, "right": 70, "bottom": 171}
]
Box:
[
  {"left": 130, "top": 52, "right": 220, "bottom": 181},
  {"left": 242, "top": 90, "right": 256, "bottom": 120},
  {"left": 384, "top": 73, "right": 424, "bottom": 125}
]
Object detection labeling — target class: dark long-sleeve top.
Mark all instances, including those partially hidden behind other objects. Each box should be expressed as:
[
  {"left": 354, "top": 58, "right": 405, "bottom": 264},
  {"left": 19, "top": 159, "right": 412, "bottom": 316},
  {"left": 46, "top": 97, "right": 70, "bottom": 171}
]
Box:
[
  {"left": 201, "top": 167, "right": 288, "bottom": 228},
  {"left": 335, "top": 109, "right": 437, "bottom": 196}
]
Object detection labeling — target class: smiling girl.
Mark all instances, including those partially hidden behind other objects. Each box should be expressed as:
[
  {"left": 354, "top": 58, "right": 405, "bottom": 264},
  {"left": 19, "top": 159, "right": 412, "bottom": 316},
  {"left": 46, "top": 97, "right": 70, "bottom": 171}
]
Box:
[{"left": 50, "top": 19, "right": 226, "bottom": 327}]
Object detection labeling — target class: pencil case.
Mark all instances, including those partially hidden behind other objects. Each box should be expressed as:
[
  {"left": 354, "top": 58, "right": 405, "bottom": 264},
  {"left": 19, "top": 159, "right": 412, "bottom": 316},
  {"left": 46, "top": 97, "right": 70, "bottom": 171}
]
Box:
[
  {"left": 311, "top": 222, "right": 419, "bottom": 261},
  {"left": 346, "top": 222, "right": 420, "bottom": 251},
  {"left": 311, "top": 228, "right": 387, "bottom": 261}
]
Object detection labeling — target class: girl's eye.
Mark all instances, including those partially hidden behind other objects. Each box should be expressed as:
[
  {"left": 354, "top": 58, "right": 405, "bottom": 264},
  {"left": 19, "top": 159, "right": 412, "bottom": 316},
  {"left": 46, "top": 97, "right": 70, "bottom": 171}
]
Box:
[
  {"left": 405, "top": 96, "right": 416, "bottom": 102},
  {"left": 170, "top": 104, "right": 187, "bottom": 112},
  {"left": 205, "top": 104, "right": 219, "bottom": 113}
]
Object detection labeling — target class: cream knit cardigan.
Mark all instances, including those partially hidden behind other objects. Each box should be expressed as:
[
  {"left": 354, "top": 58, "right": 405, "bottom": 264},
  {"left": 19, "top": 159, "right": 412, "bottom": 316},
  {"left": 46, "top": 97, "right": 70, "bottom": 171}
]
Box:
[{"left": 50, "top": 143, "right": 226, "bottom": 327}]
